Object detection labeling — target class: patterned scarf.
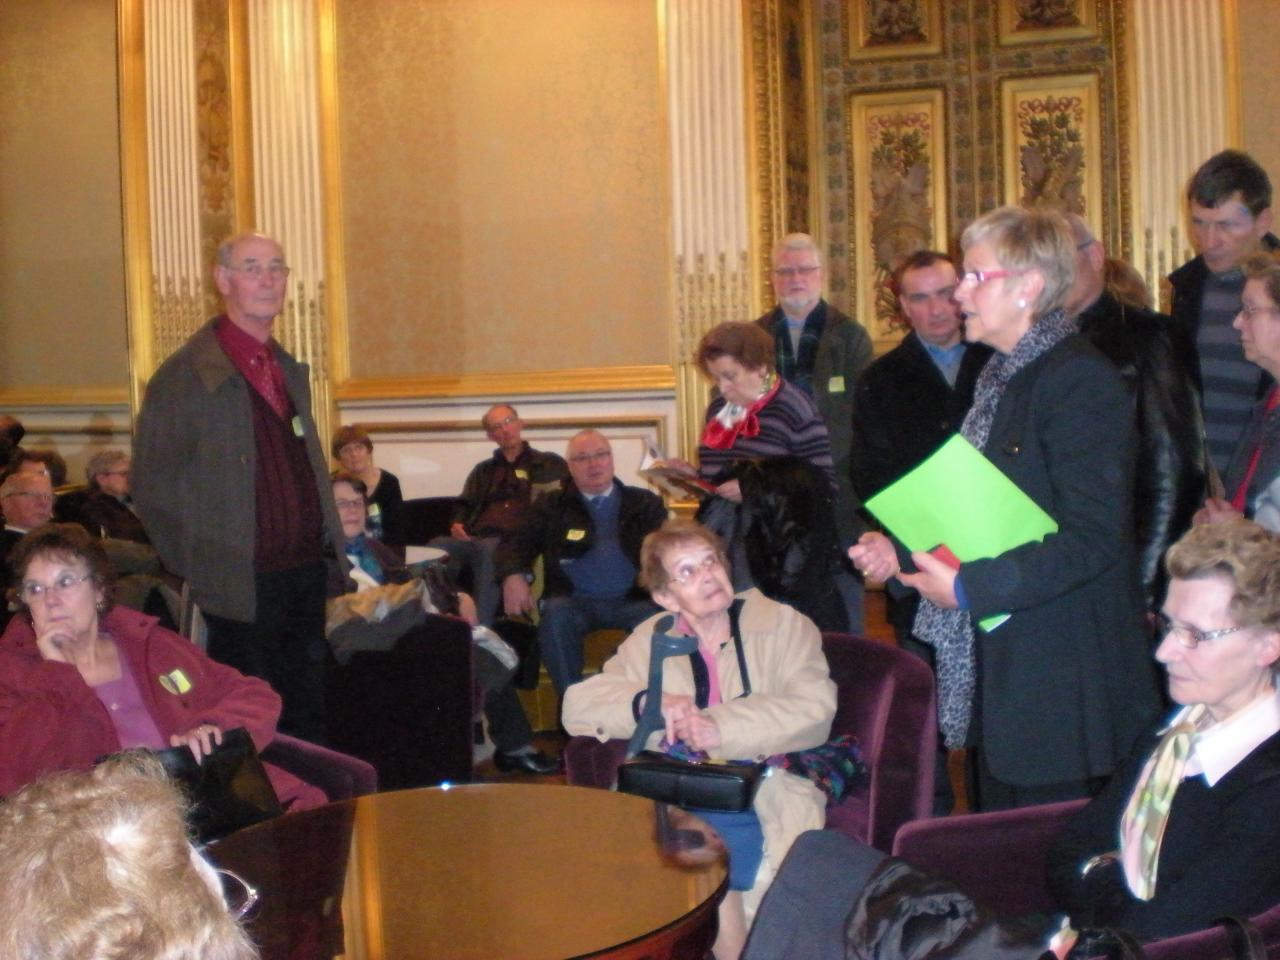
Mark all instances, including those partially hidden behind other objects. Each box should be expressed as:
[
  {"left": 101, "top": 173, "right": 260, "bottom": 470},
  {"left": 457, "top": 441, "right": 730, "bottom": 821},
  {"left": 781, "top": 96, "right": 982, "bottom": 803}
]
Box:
[
  {"left": 773, "top": 305, "right": 825, "bottom": 397},
  {"left": 1119, "top": 704, "right": 1206, "bottom": 900},
  {"left": 912, "top": 308, "right": 1078, "bottom": 749},
  {"left": 701, "top": 378, "right": 782, "bottom": 450}
]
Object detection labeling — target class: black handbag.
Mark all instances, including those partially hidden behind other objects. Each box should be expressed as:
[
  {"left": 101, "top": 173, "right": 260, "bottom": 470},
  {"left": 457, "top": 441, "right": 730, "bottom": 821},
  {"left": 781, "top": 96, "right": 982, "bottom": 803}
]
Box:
[
  {"left": 151, "top": 726, "right": 283, "bottom": 843},
  {"left": 618, "top": 750, "right": 765, "bottom": 811},
  {"left": 615, "top": 604, "right": 767, "bottom": 812}
]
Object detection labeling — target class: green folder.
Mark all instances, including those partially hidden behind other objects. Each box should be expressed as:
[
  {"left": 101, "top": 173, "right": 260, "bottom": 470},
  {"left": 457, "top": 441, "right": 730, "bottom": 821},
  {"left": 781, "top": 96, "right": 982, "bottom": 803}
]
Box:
[{"left": 863, "top": 434, "right": 1058, "bottom": 631}]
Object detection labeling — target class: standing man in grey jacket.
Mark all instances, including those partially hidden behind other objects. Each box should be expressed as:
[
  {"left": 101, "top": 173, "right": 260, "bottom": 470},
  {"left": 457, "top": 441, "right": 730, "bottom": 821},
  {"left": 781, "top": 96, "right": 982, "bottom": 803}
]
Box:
[
  {"left": 756, "top": 232, "right": 874, "bottom": 629},
  {"left": 133, "top": 232, "right": 345, "bottom": 742}
]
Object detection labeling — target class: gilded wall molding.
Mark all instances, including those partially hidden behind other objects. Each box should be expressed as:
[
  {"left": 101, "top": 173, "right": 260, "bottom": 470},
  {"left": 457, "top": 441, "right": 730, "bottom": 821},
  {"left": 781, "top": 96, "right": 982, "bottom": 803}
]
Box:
[
  {"left": 119, "top": 0, "right": 155, "bottom": 413},
  {"left": 0, "top": 388, "right": 132, "bottom": 407},
  {"left": 336, "top": 365, "right": 677, "bottom": 402}
]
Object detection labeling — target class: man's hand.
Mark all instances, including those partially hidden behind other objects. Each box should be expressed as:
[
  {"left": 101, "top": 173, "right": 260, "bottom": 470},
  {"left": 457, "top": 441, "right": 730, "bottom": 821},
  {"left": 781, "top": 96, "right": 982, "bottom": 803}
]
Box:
[
  {"left": 502, "top": 574, "right": 534, "bottom": 617},
  {"left": 449, "top": 522, "right": 472, "bottom": 541},
  {"left": 898, "top": 550, "right": 960, "bottom": 609}
]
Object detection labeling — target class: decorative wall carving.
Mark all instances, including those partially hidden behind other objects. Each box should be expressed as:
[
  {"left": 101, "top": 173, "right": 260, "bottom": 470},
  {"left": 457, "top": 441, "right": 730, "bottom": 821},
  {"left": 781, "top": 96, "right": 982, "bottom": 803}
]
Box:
[
  {"left": 1001, "top": 72, "right": 1102, "bottom": 228},
  {"left": 998, "top": 0, "right": 1097, "bottom": 45},
  {"left": 849, "top": 0, "right": 942, "bottom": 59},
  {"left": 849, "top": 89, "right": 948, "bottom": 342},
  {"left": 816, "top": 0, "right": 1128, "bottom": 347}
]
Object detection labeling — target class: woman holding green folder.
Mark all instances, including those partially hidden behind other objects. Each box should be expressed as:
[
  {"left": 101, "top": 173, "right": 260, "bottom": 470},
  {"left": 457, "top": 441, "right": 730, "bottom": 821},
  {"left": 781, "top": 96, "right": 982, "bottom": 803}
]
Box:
[{"left": 850, "top": 205, "right": 1160, "bottom": 810}]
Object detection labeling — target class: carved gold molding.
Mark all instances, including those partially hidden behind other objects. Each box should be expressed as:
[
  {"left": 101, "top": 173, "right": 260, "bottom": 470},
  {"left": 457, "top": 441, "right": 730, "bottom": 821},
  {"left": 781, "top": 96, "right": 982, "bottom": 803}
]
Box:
[
  {"left": 317, "top": 0, "right": 350, "bottom": 391},
  {"left": 353, "top": 414, "right": 671, "bottom": 454},
  {"left": 336, "top": 365, "right": 677, "bottom": 402}
]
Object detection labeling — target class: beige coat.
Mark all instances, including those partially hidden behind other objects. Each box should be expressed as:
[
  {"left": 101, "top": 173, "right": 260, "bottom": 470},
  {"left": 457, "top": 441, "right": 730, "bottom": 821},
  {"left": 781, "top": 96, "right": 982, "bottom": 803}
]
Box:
[{"left": 562, "top": 588, "right": 836, "bottom": 874}]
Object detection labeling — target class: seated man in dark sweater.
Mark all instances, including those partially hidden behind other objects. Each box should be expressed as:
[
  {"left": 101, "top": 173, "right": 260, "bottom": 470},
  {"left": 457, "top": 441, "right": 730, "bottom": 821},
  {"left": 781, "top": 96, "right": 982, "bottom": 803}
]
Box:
[{"left": 497, "top": 430, "right": 667, "bottom": 695}]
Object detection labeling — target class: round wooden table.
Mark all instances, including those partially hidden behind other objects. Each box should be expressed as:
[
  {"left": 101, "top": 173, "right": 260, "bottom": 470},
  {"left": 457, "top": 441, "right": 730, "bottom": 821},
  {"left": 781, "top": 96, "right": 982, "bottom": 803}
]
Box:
[{"left": 209, "top": 783, "right": 727, "bottom": 959}]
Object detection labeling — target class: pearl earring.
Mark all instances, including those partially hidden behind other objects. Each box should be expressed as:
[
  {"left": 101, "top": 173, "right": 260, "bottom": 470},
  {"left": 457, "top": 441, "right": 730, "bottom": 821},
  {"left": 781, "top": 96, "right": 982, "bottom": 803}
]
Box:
[{"left": 1017, "top": 298, "right": 1027, "bottom": 310}]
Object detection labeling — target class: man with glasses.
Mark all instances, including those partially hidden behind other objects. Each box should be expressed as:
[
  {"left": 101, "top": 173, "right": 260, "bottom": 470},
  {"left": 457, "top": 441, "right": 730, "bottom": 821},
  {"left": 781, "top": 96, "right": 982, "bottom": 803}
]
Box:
[
  {"left": 496, "top": 430, "right": 665, "bottom": 695},
  {"left": 430, "top": 403, "right": 568, "bottom": 625},
  {"left": 133, "top": 232, "right": 345, "bottom": 743},
  {"left": 756, "top": 232, "right": 874, "bottom": 629},
  {"left": 0, "top": 471, "right": 55, "bottom": 631},
  {"left": 1065, "top": 214, "right": 1207, "bottom": 611},
  {"left": 1170, "top": 150, "right": 1280, "bottom": 476}
]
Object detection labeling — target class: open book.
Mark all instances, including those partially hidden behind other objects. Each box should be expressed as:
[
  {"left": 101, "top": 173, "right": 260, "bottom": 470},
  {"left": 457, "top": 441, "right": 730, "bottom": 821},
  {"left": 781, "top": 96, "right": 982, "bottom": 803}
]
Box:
[{"left": 638, "top": 442, "right": 717, "bottom": 500}]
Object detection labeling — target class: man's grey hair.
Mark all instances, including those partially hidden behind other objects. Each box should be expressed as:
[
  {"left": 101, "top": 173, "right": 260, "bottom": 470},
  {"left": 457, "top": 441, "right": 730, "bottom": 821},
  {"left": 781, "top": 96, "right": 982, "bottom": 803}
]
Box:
[
  {"left": 85, "top": 450, "right": 128, "bottom": 487},
  {"left": 482, "top": 403, "right": 519, "bottom": 430},
  {"left": 215, "top": 231, "right": 278, "bottom": 267},
  {"left": 0, "top": 472, "right": 47, "bottom": 499},
  {"left": 771, "top": 233, "right": 823, "bottom": 267}
]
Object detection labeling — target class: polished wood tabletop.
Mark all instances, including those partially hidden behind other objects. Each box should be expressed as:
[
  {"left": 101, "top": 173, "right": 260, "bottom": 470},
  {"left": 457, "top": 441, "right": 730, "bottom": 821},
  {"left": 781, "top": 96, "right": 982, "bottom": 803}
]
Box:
[{"left": 209, "top": 783, "right": 727, "bottom": 959}]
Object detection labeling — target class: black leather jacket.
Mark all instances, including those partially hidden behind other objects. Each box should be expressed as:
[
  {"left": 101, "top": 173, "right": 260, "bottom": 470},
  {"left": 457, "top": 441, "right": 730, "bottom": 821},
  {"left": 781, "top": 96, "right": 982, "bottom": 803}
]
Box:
[{"left": 1076, "top": 291, "right": 1207, "bottom": 608}]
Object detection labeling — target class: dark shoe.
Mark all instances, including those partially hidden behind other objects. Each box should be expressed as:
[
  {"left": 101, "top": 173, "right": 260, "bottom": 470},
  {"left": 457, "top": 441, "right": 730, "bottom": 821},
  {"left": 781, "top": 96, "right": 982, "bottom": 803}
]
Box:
[{"left": 493, "top": 749, "right": 561, "bottom": 775}]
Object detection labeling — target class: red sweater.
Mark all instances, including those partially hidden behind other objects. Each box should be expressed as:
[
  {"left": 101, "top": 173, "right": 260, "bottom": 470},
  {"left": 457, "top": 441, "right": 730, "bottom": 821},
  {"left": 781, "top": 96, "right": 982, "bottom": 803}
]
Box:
[{"left": 0, "top": 607, "right": 296, "bottom": 799}]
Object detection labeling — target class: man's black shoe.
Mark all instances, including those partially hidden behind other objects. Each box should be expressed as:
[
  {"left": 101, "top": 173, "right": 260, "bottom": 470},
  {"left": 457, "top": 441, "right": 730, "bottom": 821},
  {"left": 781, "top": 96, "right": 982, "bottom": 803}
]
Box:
[{"left": 493, "top": 749, "right": 561, "bottom": 775}]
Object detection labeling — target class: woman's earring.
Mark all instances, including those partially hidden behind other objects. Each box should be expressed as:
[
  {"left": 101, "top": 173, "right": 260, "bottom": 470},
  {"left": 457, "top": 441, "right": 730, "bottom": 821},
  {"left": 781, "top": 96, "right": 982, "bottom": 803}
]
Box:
[
  {"left": 1017, "top": 298, "right": 1027, "bottom": 310},
  {"left": 95, "top": 599, "right": 106, "bottom": 613}
]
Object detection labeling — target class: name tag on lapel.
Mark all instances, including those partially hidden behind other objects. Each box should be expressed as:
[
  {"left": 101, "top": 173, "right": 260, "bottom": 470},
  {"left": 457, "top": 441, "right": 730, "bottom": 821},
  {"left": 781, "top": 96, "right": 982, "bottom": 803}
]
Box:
[
  {"left": 566, "top": 529, "right": 586, "bottom": 542},
  {"left": 291, "top": 416, "right": 304, "bottom": 437},
  {"left": 828, "top": 375, "right": 846, "bottom": 393}
]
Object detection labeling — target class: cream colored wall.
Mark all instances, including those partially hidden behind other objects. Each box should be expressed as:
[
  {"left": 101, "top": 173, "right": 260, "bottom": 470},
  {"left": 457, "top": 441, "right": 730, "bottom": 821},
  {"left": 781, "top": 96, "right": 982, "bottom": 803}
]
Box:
[
  {"left": 1237, "top": 0, "right": 1280, "bottom": 179},
  {"left": 0, "top": 0, "right": 128, "bottom": 393},
  {"left": 334, "top": 0, "right": 672, "bottom": 381}
]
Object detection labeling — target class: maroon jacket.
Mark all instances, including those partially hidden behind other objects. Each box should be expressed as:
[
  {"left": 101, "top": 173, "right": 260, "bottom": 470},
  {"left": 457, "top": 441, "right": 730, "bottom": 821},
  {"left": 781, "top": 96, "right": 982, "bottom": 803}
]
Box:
[{"left": 0, "top": 606, "right": 315, "bottom": 804}]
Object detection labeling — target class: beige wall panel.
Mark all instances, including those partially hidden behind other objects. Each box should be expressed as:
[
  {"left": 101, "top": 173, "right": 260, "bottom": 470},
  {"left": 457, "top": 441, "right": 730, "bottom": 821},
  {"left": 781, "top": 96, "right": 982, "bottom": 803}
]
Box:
[
  {"left": 0, "top": 0, "right": 129, "bottom": 390},
  {"left": 335, "top": 0, "right": 671, "bottom": 380},
  {"left": 1237, "top": 0, "right": 1280, "bottom": 177}
]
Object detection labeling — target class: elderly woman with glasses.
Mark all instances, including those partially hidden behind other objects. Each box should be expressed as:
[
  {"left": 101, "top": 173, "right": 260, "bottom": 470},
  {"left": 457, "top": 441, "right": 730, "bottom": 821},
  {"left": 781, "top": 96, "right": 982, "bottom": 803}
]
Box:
[
  {"left": 850, "top": 206, "right": 1160, "bottom": 811},
  {"left": 563, "top": 518, "right": 836, "bottom": 960},
  {"left": 0, "top": 752, "right": 260, "bottom": 960},
  {"left": 1196, "top": 251, "right": 1280, "bottom": 533},
  {"left": 0, "top": 523, "right": 325, "bottom": 808},
  {"left": 747, "top": 519, "right": 1280, "bottom": 958}
]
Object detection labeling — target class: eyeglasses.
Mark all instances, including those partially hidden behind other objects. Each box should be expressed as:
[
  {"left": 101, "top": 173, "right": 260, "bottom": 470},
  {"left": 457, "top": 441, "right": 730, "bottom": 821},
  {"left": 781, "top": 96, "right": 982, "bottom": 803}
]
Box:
[
  {"left": 1154, "top": 612, "right": 1249, "bottom": 649},
  {"left": 228, "top": 262, "right": 290, "bottom": 280},
  {"left": 1239, "top": 304, "right": 1280, "bottom": 319},
  {"left": 667, "top": 553, "right": 722, "bottom": 586},
  {"left": 772, "top": 265, "right": 820, "bottom": 279},
  {"left": 959, "top": 269, "right": 1022, "bottom": 286},
  {"left": 334, "top": 498, "right": 366, "bottom": 510},
  {"left": 216, "top": 867, "right": 260, "bottom": 921},
  {"left": 568, "top": 450, "right": 612, "bottom": 465},
  {"left": 485, "top": 414, "right": 518, "bottom": 432},
  {"left": 3, "top": 491, "right": 53, "bottom": 503},
  {"left": 20, "top": 572, "right": 93, "bottom": 603}
]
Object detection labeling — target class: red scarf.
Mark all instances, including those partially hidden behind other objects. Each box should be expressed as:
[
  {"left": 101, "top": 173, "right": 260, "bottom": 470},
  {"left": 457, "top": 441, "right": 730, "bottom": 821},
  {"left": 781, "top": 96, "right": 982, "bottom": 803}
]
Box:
[{"left": 700, "top": 379, "right": 781, "bottom": 450}]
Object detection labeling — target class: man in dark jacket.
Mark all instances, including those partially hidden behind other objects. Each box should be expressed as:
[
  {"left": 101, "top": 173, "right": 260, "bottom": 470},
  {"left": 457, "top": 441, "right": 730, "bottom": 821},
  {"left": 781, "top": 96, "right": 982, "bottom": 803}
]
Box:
[
  {"left": 497, "top": 430, "right": 666, "bottom": 694},
  {"left": 1066, "top": 214, "right": 1207, "bottom": 610},
  {"left": 1168, "top": 149, "right": 1278, "bottom": 476},
  {"left": 850, "top": 250, "right": 991, "bottom": 651},
  {"left": 429, "top": 403, "right": 568, "bottom": 624}
]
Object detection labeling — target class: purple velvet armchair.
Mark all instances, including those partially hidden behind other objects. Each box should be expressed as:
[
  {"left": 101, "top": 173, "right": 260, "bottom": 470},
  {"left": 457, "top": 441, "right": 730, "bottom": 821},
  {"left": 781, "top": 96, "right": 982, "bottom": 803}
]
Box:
[
  {"left": 893, "top": 800, "right": 1280, "bottom": 959},
  {"left": 564, "top": 632, "right": 936, "bottom": 851}
]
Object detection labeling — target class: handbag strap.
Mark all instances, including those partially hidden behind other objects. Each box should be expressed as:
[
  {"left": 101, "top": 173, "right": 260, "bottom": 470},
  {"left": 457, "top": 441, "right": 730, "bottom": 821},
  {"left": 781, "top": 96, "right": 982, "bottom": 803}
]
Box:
[
  {"left": 1214, "top": 915, "right": 1267, "bottom": 960},
  {"left": 728, "top": 599, "right": 751, "bottom": 697}
]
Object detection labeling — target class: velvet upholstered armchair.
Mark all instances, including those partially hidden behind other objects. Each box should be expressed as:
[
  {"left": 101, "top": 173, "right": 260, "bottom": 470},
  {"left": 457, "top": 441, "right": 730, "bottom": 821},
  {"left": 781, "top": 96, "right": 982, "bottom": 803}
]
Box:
[
  {"left": 564, "top": 632, "right": 937, "bottom": 852},
  {"left": 893, "top": 800, "right": 1280, "bottom": 959}
]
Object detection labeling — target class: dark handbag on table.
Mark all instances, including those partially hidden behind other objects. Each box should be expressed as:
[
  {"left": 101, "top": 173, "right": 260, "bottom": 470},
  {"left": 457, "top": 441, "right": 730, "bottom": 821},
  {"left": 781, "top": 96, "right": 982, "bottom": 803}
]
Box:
[
  {"left": 151, "top": 726, "right": 283, "bottom": 843},
  {"left": 615, "top": 606, "right": 767, "bottom": 813}
]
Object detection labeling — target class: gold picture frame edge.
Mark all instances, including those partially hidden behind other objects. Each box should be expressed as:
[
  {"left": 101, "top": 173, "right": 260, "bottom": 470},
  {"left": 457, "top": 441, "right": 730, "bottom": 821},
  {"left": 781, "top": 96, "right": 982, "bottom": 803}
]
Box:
[{"left": 335, "top": 364, "right": 678, "bottom": 402}]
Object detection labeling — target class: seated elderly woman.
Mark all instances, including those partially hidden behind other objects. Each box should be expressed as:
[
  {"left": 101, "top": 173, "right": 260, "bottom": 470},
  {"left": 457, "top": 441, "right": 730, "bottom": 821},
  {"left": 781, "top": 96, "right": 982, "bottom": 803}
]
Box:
[
  {"left": 746, "top": 518, "right": 1280, "bottom": 958},
  {"left": 663, "top": 321, "right": 848, "bottom": 632},
  {"left": 330, "top": 473, "right": 557, "bottom": 774},
  {"left": 0, "top": 522, "right": 325, "bottom": 808},
  {"left": 332, "top": 424, "right": 404, "bottom": 545},
  {"left": 563, "top": 518, "right": 836, "bottom": 960},
  {"left": 0, "top": 752, "right": 259, "bottom": 960}
]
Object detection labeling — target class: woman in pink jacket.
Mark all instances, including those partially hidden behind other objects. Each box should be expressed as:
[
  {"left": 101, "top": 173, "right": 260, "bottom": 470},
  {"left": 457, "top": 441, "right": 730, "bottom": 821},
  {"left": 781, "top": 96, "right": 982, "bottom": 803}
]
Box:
[{"left": 0, "top": 523, "right": 323, "bottom": 809}]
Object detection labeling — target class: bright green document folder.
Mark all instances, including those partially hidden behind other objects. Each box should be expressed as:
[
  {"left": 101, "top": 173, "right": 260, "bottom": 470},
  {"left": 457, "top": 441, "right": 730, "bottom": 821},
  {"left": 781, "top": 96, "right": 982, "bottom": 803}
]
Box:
[{"left": 862, "top": 434, "right": 1058, "bottom": 631}]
